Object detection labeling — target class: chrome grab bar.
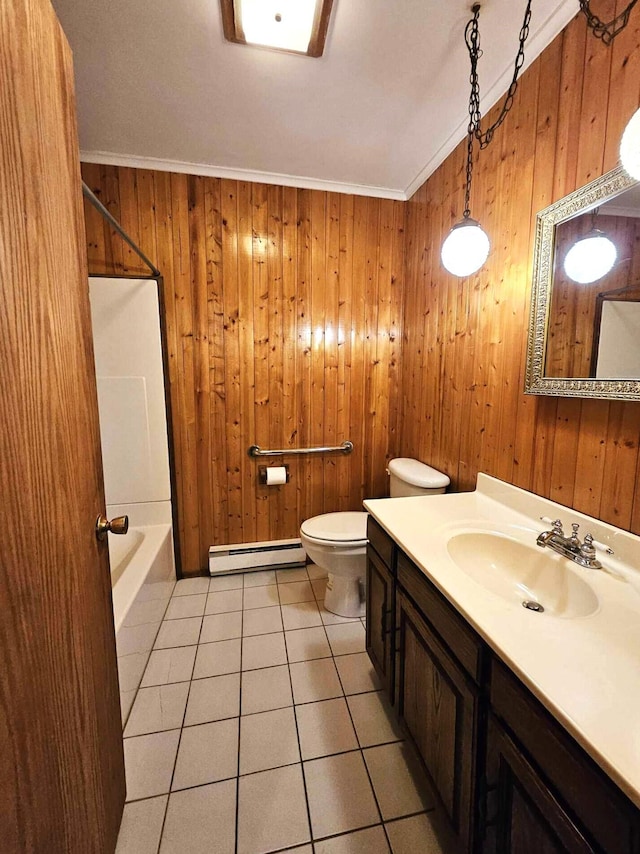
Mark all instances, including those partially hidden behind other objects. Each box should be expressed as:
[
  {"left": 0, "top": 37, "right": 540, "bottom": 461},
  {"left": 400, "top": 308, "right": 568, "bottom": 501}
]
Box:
[{"left": 248, "top": 441, "right": 354, "bottom": 458}]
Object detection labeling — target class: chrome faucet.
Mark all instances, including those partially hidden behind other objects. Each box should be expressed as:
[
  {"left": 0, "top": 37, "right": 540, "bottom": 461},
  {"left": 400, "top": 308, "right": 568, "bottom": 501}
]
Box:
[{"left": 536, "top": 519, "right": 602, "bottom": 569}]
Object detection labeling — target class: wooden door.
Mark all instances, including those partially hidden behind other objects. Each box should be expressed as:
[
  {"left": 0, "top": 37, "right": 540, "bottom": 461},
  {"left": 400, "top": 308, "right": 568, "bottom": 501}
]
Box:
[
  {"left": 483, "top": 715, "right": 595, "bottom": 854},
  {"left": 365, "top": 546, "right": 395, "bottom": 697},
  {"left": 395, "top": 590, "right": 478, "bottom": 852},
  {"left": 0, "top": 0, "right": 125, "bottom": 851}
]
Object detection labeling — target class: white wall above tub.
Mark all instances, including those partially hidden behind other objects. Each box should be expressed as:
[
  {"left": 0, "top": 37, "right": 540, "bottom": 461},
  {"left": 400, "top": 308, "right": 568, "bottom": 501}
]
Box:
[{"left": 89, "top": 277, "right": 171, "bottom": 507}]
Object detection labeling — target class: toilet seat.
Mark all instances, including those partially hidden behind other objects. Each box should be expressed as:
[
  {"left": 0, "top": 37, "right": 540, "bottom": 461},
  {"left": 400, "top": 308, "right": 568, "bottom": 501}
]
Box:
[{"left": 300, "top": 511, "right": 368, "bottom": 547}]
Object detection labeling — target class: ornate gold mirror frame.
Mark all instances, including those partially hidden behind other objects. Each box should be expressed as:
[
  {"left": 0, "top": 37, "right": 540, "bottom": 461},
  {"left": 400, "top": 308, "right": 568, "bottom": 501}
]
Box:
[{"left": 525, "top": 165, "right": 640, "bottom": 401}]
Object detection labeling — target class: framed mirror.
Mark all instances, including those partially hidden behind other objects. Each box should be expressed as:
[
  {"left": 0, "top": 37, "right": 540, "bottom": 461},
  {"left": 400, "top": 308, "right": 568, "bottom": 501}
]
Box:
[{"left": 525, "top": 165, "right": 640, "bottom": 400}]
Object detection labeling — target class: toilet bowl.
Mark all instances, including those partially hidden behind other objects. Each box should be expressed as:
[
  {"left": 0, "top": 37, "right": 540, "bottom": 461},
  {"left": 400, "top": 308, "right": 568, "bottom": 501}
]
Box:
[
  {"left": 300, "top": 459, "right": 450, "bottom": 618},
  {"left": 300, "top": 512, "right": 368, "bottom": 618}
]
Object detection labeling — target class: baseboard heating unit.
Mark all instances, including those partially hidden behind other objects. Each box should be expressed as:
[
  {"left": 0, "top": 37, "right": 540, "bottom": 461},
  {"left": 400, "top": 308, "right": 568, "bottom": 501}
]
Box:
[{"left": 209, "top": 538, "right": 306, "bottom": 576}]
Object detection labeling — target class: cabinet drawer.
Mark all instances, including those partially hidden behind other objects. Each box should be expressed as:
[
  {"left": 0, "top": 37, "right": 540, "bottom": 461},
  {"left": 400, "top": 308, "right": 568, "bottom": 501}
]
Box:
[
  {"left": 367, "top": 516, "right": 395, "bottom": 571},
  {"left": 491, "top": 657, "right": 640, "bottom": 854},
  {"left": 397, "top": 550, "right": 484, "bottom": 684}
]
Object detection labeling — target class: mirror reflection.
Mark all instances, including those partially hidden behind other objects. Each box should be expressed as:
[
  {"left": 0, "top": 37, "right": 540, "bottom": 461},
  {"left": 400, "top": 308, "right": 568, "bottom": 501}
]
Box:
[
  {"left": 545, "top": 183, "right": 640, "bottom": 380},
  {"left": 526, "top": 166, "right": 640, "bottom": 400}
]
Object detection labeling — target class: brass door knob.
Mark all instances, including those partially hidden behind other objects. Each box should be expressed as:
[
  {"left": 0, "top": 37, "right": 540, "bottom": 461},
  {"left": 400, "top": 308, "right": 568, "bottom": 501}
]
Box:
[{"left": 95, "top": 514, "right": 129, "bottom": 541}]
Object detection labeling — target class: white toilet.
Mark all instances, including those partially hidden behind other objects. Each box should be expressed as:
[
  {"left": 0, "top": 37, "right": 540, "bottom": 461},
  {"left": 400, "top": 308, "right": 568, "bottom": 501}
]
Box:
[{"left": 300, "top": 458, "right": 450, "bottom": 617}]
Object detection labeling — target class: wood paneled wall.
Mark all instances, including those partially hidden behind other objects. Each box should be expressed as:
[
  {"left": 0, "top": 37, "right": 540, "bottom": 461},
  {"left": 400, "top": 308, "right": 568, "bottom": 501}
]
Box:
[
  {"left": 82, "top": 166, "right": 404, "bottom": 573},
  {"left": 83, "top": 2, "right": 640, "bottom": 571},
  {"left": 401, "top": 3, "right": 640, "bottom": 534}
]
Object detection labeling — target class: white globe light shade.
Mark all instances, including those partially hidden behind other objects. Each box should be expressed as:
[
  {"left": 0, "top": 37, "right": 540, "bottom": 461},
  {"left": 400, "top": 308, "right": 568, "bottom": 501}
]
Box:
[
  {"left": 563, "top": 234, "right": 617, "bottom": 284},
  {"left": 441, "top": 219, "right": 490, "bottom": 277},
  {"left": 620, "top": 107, "right": 640, "bottom": 180}
]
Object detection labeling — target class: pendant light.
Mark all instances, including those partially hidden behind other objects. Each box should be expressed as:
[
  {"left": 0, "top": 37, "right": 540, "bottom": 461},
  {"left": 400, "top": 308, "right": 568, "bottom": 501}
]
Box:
[
  {"left": 563, "top": 208, "right": 617, "bottom": 284},
  {"left": 440, "top": 127, "right": 490, "bottom": 277},
  {"left": 441, "top": 3, "right": 532, "bottom": 277}
]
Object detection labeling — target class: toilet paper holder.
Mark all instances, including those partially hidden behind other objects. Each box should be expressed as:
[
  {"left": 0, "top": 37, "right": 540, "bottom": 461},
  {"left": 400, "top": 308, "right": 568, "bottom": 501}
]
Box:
[{"left": 258, "top": 465, "right": 290, "bottom": 485}]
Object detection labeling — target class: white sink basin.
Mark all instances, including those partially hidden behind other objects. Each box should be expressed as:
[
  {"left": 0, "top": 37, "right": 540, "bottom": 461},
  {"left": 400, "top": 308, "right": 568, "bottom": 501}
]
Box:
[{"left": 446, "top": 531, "right": 600, "bottom": 618}]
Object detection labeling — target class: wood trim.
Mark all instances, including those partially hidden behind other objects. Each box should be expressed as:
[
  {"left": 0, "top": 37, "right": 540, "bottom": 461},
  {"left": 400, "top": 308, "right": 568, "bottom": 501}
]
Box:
[
  {"left": 219, "top": 0, "right": 240, "bottom": 42},
  {"left": 308, "top": 0, "right": 334, "bottom": 57},
  {"left": 156, "top": 275, "right": 183, "bottom": 577}
]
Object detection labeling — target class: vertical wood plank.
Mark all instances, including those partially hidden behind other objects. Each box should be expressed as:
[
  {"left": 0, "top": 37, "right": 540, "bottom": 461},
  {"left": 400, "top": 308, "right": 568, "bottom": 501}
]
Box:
[
  {"left": 251, "top": 183, "right": 270, "bottom": 540},
  {"left": 281, "top": 187, "right": 299, "bottom": 523},
  {"left": 310, "top": 191, "right": 327, "bottom": 516},
  {"left": 267, "top": 184, "right": 286, "bottom": 537},
  {"left": 172, "top": 173, "right": 199, "bottom": 569},
  {"left": 221, "top": 180, "right": 243, "bottom": 544},
  {"left": 206, "top": 178, "right": 229, "bottom": 546},
  {"left": 237, "top": 181, "right": 258, "bottom": 544}
]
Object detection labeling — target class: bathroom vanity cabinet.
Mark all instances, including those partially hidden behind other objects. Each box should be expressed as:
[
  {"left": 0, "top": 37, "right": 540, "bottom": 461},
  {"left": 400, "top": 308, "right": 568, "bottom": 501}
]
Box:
[
  {"left": 365, "top": 517, "right": 640, "bottom": 854},
  {"left": 365, "top": 519, "right": 395, "bottom": 696}
]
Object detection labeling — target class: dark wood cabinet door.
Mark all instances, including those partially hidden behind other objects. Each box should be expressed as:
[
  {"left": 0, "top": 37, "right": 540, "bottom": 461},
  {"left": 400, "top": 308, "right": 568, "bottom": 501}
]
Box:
[
  {"left": 365, "top": 546, "right": 394, "bottom": 698},
  {"left": 483, "top": 714, "right": 595, "bottom": 854},
  {"left": 395, "top": 590, "right": 478, "bottom": 852}
]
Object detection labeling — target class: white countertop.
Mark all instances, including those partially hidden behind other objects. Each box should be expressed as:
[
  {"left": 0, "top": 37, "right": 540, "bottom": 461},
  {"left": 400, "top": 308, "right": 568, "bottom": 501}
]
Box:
[{"left": 364, "top": 473, "right": 640, "bottom": 809}]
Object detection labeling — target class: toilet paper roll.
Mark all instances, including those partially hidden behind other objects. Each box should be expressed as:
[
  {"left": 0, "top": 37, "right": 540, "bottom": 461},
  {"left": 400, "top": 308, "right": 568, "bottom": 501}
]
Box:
[{"left": 265, "top": 466, "right": 288, "bottom": 486}]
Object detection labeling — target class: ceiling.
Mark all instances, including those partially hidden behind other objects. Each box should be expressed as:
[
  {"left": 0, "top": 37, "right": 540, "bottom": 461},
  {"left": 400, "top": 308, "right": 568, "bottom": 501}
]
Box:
[{"left": 52, "top": 0, "right": 577, "bottom": 200}]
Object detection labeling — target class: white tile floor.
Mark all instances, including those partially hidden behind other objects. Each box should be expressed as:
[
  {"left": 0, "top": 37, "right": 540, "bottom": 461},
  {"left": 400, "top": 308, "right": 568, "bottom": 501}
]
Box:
[{"left": 116, "top": 565, "right": 452, "bottom": 854}]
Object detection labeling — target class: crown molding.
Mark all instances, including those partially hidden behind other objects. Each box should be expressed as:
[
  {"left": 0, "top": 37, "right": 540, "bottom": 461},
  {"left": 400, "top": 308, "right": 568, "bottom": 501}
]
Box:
[
  {"left": 79, "top": 150, "right": 407, "bottom": 200},
  {"left": 80, "top": 5, "right": 580, "bottom": 203},
  {"left": 403, "top": 3, "right": 579, "bottom": 200}
]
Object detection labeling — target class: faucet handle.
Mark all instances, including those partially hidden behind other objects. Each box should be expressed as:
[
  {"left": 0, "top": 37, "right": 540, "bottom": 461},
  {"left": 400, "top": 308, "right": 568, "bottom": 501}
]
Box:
[
  {"left": 580, "top": 533, "right": 600, "bottom": 566},
  {"left": 552, "top": 518, "right": 564, "bottom": 535},
  {"left": 582, "top": 532, "right": 595, "bottom": 552}
]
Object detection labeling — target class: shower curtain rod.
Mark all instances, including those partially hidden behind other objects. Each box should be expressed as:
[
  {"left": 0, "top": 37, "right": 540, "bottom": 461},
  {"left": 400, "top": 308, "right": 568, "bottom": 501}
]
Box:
[{"left": 81, "top": 181, "right": 161, "bottom": 278}]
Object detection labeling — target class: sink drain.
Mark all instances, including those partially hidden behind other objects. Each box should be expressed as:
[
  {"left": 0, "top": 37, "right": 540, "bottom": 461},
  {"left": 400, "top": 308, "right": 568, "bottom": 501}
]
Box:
[{"left": 522, "top": 600, "right": 544, "bottom": 613}]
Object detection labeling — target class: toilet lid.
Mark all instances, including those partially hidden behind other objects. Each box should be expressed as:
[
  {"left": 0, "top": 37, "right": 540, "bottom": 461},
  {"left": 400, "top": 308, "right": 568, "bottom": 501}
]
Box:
[
  {"left": 387, "top": 458, "right": 450, "bottom": 489},
  {"left": 301, "top": 511, "right": 368, "bottom": 543}
]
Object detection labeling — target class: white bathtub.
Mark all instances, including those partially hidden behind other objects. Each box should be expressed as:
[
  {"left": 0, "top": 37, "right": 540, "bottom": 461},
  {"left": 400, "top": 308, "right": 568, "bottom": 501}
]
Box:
[{"left": 110, "top": 524, "right": 176, "bottom": 725}]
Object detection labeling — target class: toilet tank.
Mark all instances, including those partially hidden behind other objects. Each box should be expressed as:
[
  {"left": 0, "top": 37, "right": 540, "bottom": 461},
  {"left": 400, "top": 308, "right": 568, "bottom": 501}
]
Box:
[{"left": 387, "top": 458, "right": 450, "bottom": 497}]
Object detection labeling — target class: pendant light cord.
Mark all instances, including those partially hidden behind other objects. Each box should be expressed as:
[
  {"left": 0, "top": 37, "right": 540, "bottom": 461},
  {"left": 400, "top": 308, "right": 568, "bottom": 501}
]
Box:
[
  {"left": 466, "top": 1, "right": 532, "bottom": 151},
  {"left": 579, "top": 0, "right": 639, "bottom": 45},
  {"left": 462, "top": 1, "right": 532, "bottom": 219}
]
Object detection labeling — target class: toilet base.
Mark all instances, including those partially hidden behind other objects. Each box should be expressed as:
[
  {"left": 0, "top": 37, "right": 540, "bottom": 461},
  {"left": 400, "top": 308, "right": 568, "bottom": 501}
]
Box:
[{"left": 324, "top": 572, "right": 365, "bottom": 618}]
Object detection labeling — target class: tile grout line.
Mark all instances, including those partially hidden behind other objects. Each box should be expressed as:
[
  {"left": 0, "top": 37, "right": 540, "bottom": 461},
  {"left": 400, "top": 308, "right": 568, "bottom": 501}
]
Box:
[
  {"left": 155, "top": 602, "right": 206, "bottom": 848},
  {"left": 120, "top": 579, "right": 177, "bottom": 730},
  {"left": 319, "top": 591, "right": 402, "bottom": 852},
  {"left": 234, "top": 588, "right": 245, "bottom": 854},
  {"left": 234, "top": 571, "right": 281, "bottom": 850},
  {"left": 338, "top": 663, "right": 393, "bottom": 852},
  {"left": 282, "top": 572, "right": 391, "bottom": 848},
  {"left": 123, "top": 567, "right": 431, "bottom": 853},
  {"left": 122, "top": 578, "right": 178, "bottom": 854},
  {"left": 280, "top": 572, "right": 316, "bottom": 851},
  {"left": 124, "top": 740, "right": 413, "bottom": 797},
  {"left": 129, "top": 664, "right": 385, "bottom": 736}
]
